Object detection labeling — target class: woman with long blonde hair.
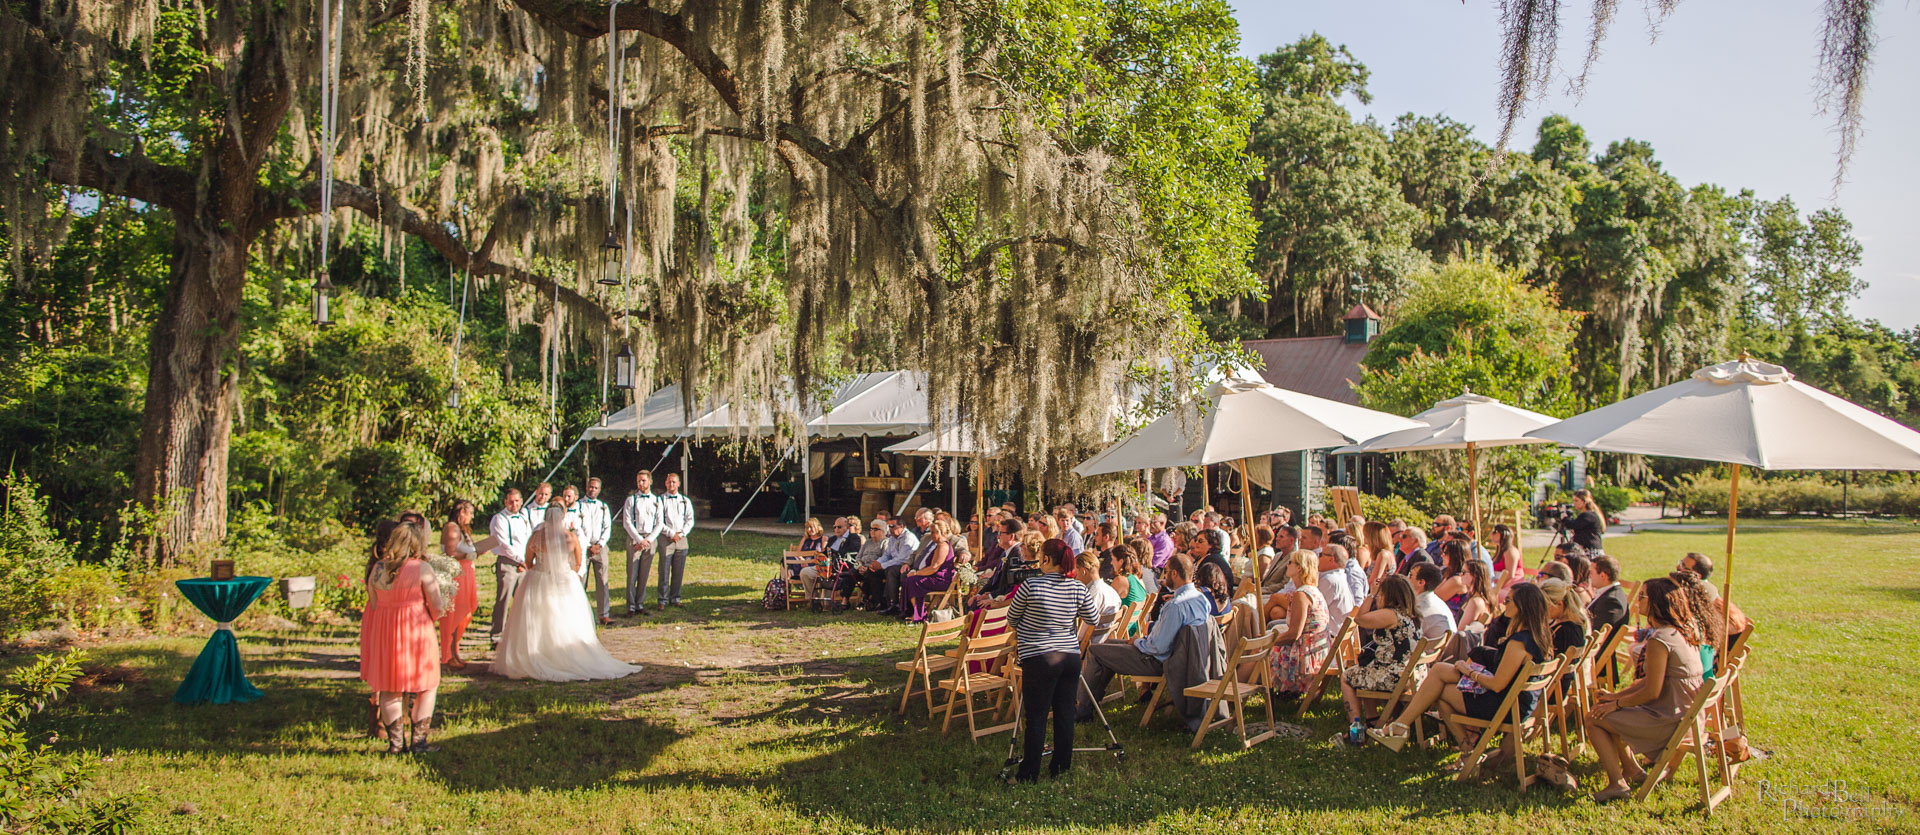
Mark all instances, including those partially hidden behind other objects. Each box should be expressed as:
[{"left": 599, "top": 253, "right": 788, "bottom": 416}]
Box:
[{"left": 359, "top": 521, "right": 446, "bottom": 753}]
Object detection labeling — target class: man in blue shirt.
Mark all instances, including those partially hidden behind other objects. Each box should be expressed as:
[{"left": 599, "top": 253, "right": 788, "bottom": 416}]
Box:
[
  {"left": 1076, "top": 555, "right": 1210, "bottom": 719},
  {"left": 867, "top": 517, "right": 920, "bottom": 615}
]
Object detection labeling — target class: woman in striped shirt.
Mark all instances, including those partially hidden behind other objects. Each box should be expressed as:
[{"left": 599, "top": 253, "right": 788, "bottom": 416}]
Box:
[{"left": 1007, "top": 538, "right": 1099, "bottom": 783}]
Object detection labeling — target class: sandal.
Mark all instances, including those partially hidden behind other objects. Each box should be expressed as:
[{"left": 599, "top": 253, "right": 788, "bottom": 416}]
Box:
[{"left": 1366, "top": 722, "right": 1411, "bottom": 753}]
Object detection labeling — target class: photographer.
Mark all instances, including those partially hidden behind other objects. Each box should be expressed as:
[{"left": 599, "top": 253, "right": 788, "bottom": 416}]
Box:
[
  {"left": 1007, "top": 538, "right": 1099, "bottom": 783},
  {"left": 1566, "top": 489, "right": 1606, "bottom": 553}
]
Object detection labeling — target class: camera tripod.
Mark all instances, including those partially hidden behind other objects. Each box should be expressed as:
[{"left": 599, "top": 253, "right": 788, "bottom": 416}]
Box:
[{"left": 996, "top": 671, "right": 1125, "bottom": 783}]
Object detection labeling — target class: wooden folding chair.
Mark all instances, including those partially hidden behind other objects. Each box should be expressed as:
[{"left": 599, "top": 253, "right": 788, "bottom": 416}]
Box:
[
  {"left": 1185, "top": 630, "right": 1280, "bottom": 749},
  {"left": 1296, "top": 615, "right": 1358, "bottom": 719},
  {"left": 781, "top": 548, "right": 820, "bottom": 609},
  {"left": 1141, "top": 609, "right": 1234, "bottom": 726},
  {"left": 894, "top": 613, "right": 968, "bottom": 715},
  {"left": 1104, "top": 600, "right": 1140, "bottom": 643},
  {"left": 1590, "top": 623, "right": 1634, "bottom": 691},
  {"left": 1444, "top": 651, "right": 1571, "bottom": 790},
  {"left": 1633, "top": 655, "right": 1741, "bottom": 816},
  {"left": 1535, "top": 638, "right": 1595, "bottom": 758},
  {"left": 937, "top": 630, "right": 1017, "bottom": 741},
  {"left": 1353, "top": 635, "right": 1445, "bottom": 736}
]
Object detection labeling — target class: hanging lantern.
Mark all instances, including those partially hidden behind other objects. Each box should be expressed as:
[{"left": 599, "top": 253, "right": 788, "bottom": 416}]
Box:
[
  {"left": 597, "top": 227, "right": 623, "bottom": 286},
  {"left": 546, "top": 428, "right": 561, "bottom": 450},
  {"left": 613, "top": 343, "right": 635, "bottom": 390},
  {"left": 446, "top": 384, "right": 461, "bottom": 410},
  {"left": 312, "top": 271, "right": 337, "bottom": 328}
]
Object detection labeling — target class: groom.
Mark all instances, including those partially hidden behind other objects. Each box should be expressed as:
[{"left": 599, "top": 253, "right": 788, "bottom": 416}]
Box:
[{"left": 486, "top": 488, "right": 532, "bottom": 646}]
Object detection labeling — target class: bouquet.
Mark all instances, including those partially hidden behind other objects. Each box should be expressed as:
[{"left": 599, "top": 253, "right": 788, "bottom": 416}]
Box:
[{"left": 426, "top": 555, "right": 463, "bottom": 604}]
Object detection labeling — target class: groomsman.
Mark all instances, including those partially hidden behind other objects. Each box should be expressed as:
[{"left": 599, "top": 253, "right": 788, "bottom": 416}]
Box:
[
  {"left": 575, "top": 479, "right": 615, "bottom": 624},
  {"left": 656, "top": 472, "right": 696, "bottom": 609},
  {"left": 486, "top": 488, "right": 533, "bottom": 645},
  {"left": 621, "top": 471, "right": 662, "bottom": 616},
  {"left": 526, "top": 482, "right": 554, "bottom": 528}
]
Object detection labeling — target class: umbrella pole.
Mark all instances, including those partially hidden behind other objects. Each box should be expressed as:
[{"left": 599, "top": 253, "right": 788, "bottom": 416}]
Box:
[
  {"left": 976, "top": 455, "right": 985, "bottom": 524},
  {"left": 1236, "top": 458, "right": 1256, "bottom": 579},
  {"left": 1721, "top": 463, "right": 1739, "bottom": 673},
  {"left": 1200, "top": 465, "right": 1209, "bottom": 512},
  {"left": 1467, "top": 442, "right": 1481, "bottom": 556}
]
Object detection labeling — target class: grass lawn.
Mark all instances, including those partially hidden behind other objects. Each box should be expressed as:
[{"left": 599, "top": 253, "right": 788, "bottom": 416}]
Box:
[{"left": 25, "top": 519, "right": 1920, "bottom": 833}]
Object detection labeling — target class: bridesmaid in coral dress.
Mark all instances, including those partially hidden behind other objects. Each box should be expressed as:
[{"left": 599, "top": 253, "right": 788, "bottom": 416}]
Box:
[
  {"left": 438, "top": 502, "right": 480, "bottom": 669},
  {"left": 360, "top": 522, "right": 447, "bottom": 754}
]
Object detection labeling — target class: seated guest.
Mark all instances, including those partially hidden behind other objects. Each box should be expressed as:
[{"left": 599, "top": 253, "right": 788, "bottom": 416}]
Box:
[
  {"left": 1259, "top": 525, "right": 1300, "bottom": 594},
  {"left": 1078, "top": 550, "right": 1122, "bottom": 637},
  {"left": 800, "top": 516, "right": 862, "bottom": 605},
  {"left": 796, "top": 517, "right": 827, "bottom": 555},
  {"left": 1299, "top": 524, "right": 1326, "bottom": 555},
  {"left": 1675, "top": 552, "right": 1751, "bottom": 637},
  {"left": 1560, "top": 553, "right": 1596, "bottom": 608},
  {"left": 1266, "top": 551, "right": 1332, "bottom": 698},
  {"left": 1536, "top": 577, "right": 1592, "bottom": 685},
  {"left": 868, "top": 518, "right": 919, "bottom": 615},
  {"left": 1107, "top": 545, "right": 1149, "bottom": 614},
  {"left": 1195, "top": 562, "right": 1234, "bottom": 617},
  {"left": 1360, "top": 520, "right": 1395, "bottom": 587},
  {"left": 1184, "top": 526, "right": 1238, "bottom": 593},
  {"left": 1369, "top": 583, "right": 1556, "bottom": 752},
  {"left": 1147, "top": 513, "right": 1175, "bottom": 568},
  {"left": 1078, "top": 555, "right": 1210, "bottom": 718},
  {"left": 1583, "top": 576, "right": 1706, "bottom": 803},
  {"left": 1393, "top": 526, "right": 1432, "bottom": 575},
  {"left": 837, "top": 519, "right": 889, "bottom": 608},
  {"left": 970, "top": 524, "right": 1036, "bottom": 610},
  {"left": 1124, "top": 536, "right": 1160, "bottom": 597},
  {"left": 900, "top": 517, "right": 958, "bottom": 622},
  {"left": 1668, "top": 569, "right": 1729, "bottom": 676},
  {"left": 1315, "top": 544, "right": 1356, "bottom": 629},
  {"left": 1451, "top": 559, "right": 1499, "bottom": 628},
  {"left": 1586, "top": 555, "right": 1630, "bottom": 633},
  {"left": 1409, "top": 563, "right": 1457, "bottom": 641},
  {"left": 1338, "top": 575, "right": 1424, "bottom": 744}
]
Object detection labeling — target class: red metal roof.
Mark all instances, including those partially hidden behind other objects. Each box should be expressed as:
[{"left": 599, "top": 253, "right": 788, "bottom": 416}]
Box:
[
  {"left": 1240, "top": 336, "right": 1372, "bottom": 405},
  {"left": 1343, "top": 303, "right": 1380, "bottom": 321}
]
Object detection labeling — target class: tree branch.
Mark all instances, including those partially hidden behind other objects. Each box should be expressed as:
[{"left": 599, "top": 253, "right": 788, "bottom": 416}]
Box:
[
  {"left": 44, "top": 139, "right": 196, "bottom": 214},
  {"left": 257, "top": 179, "right": 626, "bottom": 328}
]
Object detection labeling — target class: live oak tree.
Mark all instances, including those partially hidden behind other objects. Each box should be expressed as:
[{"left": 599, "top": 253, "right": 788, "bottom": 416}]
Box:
[{"left": 1, "top": 0, "right": 1257, "bottom": 564}]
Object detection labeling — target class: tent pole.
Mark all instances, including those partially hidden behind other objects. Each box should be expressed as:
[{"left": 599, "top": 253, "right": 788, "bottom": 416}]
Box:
[
  {"left": 976, "top": 455, "right": 986, "bottom": 522},
  {"left": 896, "top": 459, "right": 935, "bottom": 517},
  {"left": 1721, "top": 463, "right": 1739, "bottom": 673},
  {"left": 723, "top": 444, "right": 796, "bottom": 539},
  {"left": 950, "top": 458, "right": 959, "bottom": 517}
]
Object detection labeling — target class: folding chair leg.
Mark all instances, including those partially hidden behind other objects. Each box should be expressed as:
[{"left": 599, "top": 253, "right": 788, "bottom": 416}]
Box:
[
  {"left": 1190, "top": 697, "right": 1220, "bottom": 749},
  {"left": 1512, "top": 731, "right": 1529, "bottom": 791},
  {"left": 939, "top": 686, "right": 962, "bottom": 734},
  {"left": 1454, "top": 723, "right": 1497, "bottom": 782},
  {"left": 1138, "top": 683, "right": 1166, "bottom": 728},
  {"left": 898, "top": 668, "right": 916, "bottom": 715}
]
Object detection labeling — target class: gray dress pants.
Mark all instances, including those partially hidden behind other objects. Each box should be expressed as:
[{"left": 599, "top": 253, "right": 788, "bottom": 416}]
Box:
[
  {"left": 585, "top": 545, "right": 611, "bottom": 619},
  {"left": 625, "top": 542, "right": 655, "bottom": 612},
  {"left": 657, "top": 535, "right": 689, "bottom": 605},
  {"left": 490, "top": 560, "right": 521, "bottom": 642}
]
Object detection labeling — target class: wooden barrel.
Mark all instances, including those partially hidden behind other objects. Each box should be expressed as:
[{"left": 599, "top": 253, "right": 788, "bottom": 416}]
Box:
[{"left": 859, "top": 490, "right": 888, "bottom": 522}]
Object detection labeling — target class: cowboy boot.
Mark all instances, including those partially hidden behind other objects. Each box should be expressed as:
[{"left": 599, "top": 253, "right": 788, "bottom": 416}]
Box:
[
  {"left": 369, "top": 700, "right": 386, "bottom": 740},
  {"left": 408, "top": 716, "right": 440, "bottom": 753},
  {"left": 383, "top": 718, "right": 408, "bottom": 754}
]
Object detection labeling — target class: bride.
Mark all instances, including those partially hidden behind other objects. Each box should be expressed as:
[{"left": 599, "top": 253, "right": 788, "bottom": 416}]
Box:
[{"left": 493, "top": 505, "right": 641, "bottom": 681}]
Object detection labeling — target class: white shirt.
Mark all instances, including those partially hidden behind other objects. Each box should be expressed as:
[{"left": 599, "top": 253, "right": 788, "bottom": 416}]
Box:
[
  {"left": 659, "top": 492, "right": 695, "bottom": 546},
  {"left": 622, "top": 491, "right": 661, "bottom": 545},
  {"left": 1089, "top": 577, "right": 1122, "bottom": 632},
  {"left": 575, "top": 496, "right": 612, "bottom": 547},
  {"left": 1318, "top": 570, "right": 1355, "bottom": 628},
  {"left": 1415, "top": 590, "right": 1458, "bottom": 641},
  {"left": 526, "top": 501, "right": 552, "bottom": 530},
  {"left": 488, "top": 509, "right": 532, "bottom": 566}
]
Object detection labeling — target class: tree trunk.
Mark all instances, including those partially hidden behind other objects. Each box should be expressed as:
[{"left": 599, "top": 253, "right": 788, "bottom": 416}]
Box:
[{"left": 131, "top": 217, "right": 252, "bottom": 566}]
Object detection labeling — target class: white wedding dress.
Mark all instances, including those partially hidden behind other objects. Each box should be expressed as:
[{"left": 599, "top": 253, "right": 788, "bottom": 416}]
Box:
[{"left": 493, "top": 506, "right": 641, "bottom": 682}]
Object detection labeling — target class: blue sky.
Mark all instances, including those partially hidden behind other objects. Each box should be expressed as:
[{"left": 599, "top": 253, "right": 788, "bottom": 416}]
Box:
[{"left": 1231, "top": 1, "right": 1920, "bottom": 330}]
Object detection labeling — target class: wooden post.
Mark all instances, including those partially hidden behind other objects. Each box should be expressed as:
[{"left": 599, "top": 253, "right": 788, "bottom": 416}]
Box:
[
  {"left": 1200, "top": 464, "right": 1209, "bottom": 513},
  {"left": 975, "top": 455, "right": 986, "bottom": 523},
  {"left": 1720, "top": 463, "right": 1740, "bottom": 673}
]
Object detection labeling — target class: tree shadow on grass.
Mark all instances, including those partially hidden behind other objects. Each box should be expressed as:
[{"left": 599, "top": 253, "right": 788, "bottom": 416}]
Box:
[{"left": 417, "top": 714, "right": 684, "bottom": 794}]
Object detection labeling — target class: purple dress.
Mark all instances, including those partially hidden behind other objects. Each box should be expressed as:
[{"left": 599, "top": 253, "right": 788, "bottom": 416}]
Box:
[{"left": 902, "top": 542, "right": 956, "bottom": 622}]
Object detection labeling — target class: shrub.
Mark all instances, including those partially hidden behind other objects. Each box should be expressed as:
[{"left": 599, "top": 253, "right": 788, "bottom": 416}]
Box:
[
  {"left": 1666, "top": 473, "right": 1920, "bottom": 517},
  {"left": 0, "top": 650, "right": 147, "bottom": 831},
  {"left": 0, "top": 473, "right": 74, "bottom": 639},
  {"left": 1351, "top": 492, "right": 1431, "bottom": 530},
  {"left": 45, "top": 565, "right": 140, "bottom": 634}
]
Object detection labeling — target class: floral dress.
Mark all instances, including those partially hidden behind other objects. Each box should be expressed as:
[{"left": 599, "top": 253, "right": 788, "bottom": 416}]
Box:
[
  {"left": 1342, "top": 612, "right": 1420, "bottom": 692},
  {"left": 1268, "top": 585, "right": 1331, "bottom": 694}
]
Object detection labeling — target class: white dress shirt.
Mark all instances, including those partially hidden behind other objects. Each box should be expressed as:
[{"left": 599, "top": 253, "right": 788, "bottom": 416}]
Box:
[
  {"left": 622, "top": 491, "right": 661, "bottom": 546},
  {"left": 659, "top": 492, "right": 695, "bottom": 549},
  {"left": 575, "top": 497, "right": 612, "bottom": 548},
  {"left": 488, "top": 509, "right": 532, "bottom": 566}
]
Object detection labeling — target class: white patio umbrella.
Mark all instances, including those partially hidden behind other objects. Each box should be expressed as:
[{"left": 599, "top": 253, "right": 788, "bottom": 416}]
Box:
[
  {"left": 1076, "top": 374, "right": 1423, "bottom": 562},
  {"left": 1350, "top": 392, "right": 1559, "bottom": 547},
  {"left": 1526, "top": 358, "right": 1920, "bottom": 659}
]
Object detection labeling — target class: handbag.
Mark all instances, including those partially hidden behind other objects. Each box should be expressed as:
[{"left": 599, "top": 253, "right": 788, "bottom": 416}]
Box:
[
  {"left": 1456, "top": 662, "right": 1493, "bottom": 695},
  {"left": 761, "top": 578, "right": 788, "bottom": 610}
]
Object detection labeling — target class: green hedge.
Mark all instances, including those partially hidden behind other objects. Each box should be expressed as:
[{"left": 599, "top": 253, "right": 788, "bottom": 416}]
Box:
[{"left": 1667, "top": 473, "right": 1920, "bottom": 517}]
